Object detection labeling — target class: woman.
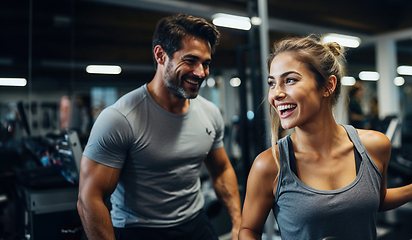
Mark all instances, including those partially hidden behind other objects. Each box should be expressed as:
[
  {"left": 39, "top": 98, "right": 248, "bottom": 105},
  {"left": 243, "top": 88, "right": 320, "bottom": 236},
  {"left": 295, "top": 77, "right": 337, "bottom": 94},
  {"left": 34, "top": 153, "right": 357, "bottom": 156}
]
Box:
[{"left": 239, "top": 35, "right": 412, "bottom": 240}]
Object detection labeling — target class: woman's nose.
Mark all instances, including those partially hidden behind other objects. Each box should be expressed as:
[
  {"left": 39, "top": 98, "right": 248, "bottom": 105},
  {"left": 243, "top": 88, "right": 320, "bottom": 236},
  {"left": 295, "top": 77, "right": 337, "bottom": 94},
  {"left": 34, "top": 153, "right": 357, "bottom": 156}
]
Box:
[
  {"left": 268, "top": 86, "right": 285, "bottom": 107},
  {"left": 273, "top": 85, "right": 286, "bottom": 101}
]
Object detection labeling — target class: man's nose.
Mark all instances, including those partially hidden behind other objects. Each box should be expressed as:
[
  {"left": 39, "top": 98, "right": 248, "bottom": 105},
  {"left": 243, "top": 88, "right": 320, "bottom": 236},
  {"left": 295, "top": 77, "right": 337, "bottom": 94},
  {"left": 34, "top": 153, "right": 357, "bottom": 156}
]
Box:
[{"left": 193, "top": 64, "right": 206, "bottom": 78}]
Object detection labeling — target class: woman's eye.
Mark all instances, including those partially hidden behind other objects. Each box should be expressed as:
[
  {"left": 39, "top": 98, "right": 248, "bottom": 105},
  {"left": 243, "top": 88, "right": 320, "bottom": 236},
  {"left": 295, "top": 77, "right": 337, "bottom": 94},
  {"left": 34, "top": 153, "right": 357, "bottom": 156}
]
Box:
[
  {"left": 268, "top": 81, "right": 276, "bottom": 87},
  {"left": 286, "top": 78, "right": 296, "bottom": 84}
]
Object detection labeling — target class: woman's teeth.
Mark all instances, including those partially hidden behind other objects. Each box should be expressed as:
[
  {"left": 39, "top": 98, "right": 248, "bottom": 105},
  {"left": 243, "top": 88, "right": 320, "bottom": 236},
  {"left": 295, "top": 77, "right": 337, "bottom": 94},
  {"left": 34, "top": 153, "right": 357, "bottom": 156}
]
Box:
[{"left": 278, "top": 104, "right": 296, "bottom": 111}]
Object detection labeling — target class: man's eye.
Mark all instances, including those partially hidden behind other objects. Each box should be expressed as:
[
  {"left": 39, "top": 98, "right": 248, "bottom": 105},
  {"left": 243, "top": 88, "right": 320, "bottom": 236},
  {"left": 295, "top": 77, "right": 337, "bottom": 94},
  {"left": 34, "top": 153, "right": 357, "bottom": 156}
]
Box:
[{"left": 185, "top": 59, "right": 196, "bottom": 64}]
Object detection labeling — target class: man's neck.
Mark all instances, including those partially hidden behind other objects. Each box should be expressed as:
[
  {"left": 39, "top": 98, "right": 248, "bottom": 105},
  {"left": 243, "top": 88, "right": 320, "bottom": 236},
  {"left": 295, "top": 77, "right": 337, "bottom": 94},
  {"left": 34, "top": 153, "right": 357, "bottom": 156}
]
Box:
[{"left": 147, "top": 76, "right": 190, "bottom": 114}]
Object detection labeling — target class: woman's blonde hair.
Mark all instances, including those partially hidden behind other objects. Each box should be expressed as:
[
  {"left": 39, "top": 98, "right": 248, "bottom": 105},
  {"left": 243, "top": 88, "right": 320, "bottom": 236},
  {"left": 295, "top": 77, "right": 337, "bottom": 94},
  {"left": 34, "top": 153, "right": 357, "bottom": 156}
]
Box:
[{"left": 267, "top": 35, "right": 347, "bottom": 174}]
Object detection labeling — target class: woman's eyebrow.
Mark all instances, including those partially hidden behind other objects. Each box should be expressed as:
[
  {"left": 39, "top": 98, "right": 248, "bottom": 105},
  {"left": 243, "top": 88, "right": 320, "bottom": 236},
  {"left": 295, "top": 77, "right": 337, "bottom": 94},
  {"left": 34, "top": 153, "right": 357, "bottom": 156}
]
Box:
[
  {"left": 268, "top": 71, "right": 301, "bottom": 80},
  {"left": 281, "top": 71, "right": 301, "bottom": 78}
]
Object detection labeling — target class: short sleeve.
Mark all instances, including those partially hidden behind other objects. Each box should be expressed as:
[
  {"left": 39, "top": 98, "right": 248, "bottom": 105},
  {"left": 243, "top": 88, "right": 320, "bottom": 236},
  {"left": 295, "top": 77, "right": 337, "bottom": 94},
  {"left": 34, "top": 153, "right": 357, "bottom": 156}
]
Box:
[
  {"left": 212, "top": 106, "right": 225, "bottom": 150},
  {"left": 83, "top": 107, "right": 134, "bottom": 169}
]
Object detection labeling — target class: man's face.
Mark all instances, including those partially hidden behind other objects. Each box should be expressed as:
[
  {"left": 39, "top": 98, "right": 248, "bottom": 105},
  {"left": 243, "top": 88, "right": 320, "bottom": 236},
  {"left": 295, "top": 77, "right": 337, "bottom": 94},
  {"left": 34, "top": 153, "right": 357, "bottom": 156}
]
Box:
[{"left": 163, "top": 36, "right": 212, "bottom": 99}]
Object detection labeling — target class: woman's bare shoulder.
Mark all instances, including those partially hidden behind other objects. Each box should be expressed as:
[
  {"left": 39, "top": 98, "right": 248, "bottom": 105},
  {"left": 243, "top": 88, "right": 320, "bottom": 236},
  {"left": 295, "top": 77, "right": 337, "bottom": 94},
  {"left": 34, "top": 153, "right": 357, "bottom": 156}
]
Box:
[
  {"left": 250, "top": 147, "right": 279, "bottom": 180},
  {"left": 358, "top": 129, "right": 391, "bottom": 152},
  {"left": 357, "top": 129, "right": 391, "bottom": 165}
]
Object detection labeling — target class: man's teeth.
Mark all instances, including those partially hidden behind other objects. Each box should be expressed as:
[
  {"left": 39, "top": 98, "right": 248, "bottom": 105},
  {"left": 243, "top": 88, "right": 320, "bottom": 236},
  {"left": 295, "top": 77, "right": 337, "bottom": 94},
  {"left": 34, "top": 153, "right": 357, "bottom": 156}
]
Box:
[
  {"left": 278, "top": 104, "right": 296, "bottom": 111},
  {"left": 185, "top": 79, "right": 198, "bottom": 85}
]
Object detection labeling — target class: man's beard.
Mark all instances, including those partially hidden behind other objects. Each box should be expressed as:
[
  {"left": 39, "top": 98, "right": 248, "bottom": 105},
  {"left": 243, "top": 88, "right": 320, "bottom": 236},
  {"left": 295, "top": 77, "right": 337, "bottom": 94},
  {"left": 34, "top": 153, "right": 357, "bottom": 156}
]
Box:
[{"left": 164, "top": 62, "right": 202, "bottom": 99}]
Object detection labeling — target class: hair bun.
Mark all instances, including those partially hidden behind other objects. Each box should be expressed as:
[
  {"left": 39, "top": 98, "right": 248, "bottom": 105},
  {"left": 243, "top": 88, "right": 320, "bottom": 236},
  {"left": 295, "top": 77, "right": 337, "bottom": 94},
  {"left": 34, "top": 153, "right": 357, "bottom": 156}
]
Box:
[{"left": 325, "top": 42, "right": 342, "bottom": 56}]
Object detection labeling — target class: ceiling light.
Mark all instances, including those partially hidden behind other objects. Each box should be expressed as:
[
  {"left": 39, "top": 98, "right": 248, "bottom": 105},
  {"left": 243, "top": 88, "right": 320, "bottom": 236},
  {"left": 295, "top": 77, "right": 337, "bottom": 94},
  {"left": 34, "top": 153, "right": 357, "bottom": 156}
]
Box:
[
  {"left": 207, "top": 78, "right": 216, "bottom": 87},
  {"left": 359, "top": 71, "right": 379, "bottom": 81},
  {"left": 86, "top": 65, "right": 122, "bottom": 74},
  {"left": 247, "top": 110, "right": 255, "bottom": 120},
  {"left": 0, "top": 78, "right": 27, "bottom": 86},
  {"left": 250, "top": 17, "right": 262, "bottom": 26},
  {"left": 212, "top": 13, "right": 251, "bottom": 31},
  {"left": 397, "top": 65, "right": 412, "bottom": 75},
  {"left": 341, "top": 76, "right": 356, "bottom": 86},
  {"left": 230, "top": 77, "right": 241, "bottom": 87},
  {"left": 322, "top": 33, "right": 361, "bottom": 48},
  {"left": 394, "top": 77, "right": 405, "bottom": 86}
]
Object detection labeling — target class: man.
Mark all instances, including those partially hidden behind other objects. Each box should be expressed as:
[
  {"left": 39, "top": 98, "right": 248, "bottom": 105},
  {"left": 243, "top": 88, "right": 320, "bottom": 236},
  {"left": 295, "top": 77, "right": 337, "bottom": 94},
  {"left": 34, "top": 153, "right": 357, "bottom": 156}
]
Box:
[{"left": 77, "top": 13, "right": 241, "bottom": 240}]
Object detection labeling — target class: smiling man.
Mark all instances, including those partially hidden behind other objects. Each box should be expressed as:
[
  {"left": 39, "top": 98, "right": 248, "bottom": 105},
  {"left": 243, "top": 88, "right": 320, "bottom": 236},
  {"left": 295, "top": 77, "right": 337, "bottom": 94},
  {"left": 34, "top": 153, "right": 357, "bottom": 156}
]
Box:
[
  {"left": 160, "top": 35, "right": 211, "bottom": 102},
  {"left": 77, "top": 14, "right": 241, "bottom": 240}
]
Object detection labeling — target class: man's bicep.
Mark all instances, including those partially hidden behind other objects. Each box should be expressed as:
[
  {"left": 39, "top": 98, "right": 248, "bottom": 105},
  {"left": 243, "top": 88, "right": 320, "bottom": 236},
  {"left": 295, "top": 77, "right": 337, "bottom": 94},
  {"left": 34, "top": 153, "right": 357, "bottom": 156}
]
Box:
[{"left": 79, "top": 156, "right": 121, "bottom": 199}]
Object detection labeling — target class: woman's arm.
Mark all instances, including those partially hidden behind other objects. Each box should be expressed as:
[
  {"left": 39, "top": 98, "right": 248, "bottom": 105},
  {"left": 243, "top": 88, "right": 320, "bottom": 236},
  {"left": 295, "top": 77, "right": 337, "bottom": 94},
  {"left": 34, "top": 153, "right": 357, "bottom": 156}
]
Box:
[
  {"left": 381, "top": 185, "right": 412, "bottom": 211},
  {"left": 239, "top": 148, "right": 279, "bottom": 240},
  {"left": 360, "top": 129, "right": 412, "bottom": 211}
]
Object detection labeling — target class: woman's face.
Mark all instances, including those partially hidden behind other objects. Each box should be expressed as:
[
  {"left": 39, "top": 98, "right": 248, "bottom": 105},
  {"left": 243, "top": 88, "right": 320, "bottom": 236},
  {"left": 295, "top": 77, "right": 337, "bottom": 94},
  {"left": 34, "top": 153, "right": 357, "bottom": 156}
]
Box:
[{"left": 267, "top": 52, "right": 326, "bottom": 129}]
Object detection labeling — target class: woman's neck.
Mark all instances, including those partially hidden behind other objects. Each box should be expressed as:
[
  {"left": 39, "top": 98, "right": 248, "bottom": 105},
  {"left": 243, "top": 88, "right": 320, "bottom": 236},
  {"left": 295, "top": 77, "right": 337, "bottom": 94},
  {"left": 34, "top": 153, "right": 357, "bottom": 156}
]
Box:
[{"left": 291, "top": 114, "right": 343, "bottom": 155}]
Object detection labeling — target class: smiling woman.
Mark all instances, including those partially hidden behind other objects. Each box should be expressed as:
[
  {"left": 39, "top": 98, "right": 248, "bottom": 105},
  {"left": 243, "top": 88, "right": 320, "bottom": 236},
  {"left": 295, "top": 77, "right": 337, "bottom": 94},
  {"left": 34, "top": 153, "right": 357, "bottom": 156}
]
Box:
[
  {"left": 238, "top": 35, "right": 412, "bottom": 240},
  {"left": 267, "top": 35, "right": 345, "bottom": 135}
]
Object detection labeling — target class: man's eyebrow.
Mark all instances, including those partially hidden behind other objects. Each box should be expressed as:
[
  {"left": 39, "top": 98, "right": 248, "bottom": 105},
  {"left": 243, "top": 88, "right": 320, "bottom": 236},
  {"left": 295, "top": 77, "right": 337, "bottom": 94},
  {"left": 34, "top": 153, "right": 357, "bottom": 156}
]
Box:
[{"left": 183, "top": 54, "right": 211, "bottom": 62}]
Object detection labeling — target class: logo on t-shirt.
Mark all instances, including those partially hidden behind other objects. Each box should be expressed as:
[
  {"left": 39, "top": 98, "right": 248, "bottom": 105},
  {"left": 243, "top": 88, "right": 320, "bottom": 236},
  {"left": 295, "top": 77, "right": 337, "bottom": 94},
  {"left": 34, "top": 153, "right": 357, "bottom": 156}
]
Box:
[{"left": 206, "top": 128, "right": 212, "bottom": 135}]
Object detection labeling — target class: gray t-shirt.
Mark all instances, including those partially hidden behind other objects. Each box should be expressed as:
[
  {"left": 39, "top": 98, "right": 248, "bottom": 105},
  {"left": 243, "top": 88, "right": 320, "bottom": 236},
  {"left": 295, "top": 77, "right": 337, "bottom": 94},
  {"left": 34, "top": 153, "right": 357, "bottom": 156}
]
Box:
[
  {"left": 274, "top": 125, "right": 382, "bottom": 240},
  {"left": 83, "top": 84, "right": 224, "bottom": 228}
]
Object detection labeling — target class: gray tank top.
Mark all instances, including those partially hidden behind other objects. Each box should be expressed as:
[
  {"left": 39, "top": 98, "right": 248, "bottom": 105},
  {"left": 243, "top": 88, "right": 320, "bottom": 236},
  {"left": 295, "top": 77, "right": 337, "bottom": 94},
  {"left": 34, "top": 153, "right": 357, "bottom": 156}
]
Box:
[{"left": 273, "top": 125, "right": 382, "bottom": 240}]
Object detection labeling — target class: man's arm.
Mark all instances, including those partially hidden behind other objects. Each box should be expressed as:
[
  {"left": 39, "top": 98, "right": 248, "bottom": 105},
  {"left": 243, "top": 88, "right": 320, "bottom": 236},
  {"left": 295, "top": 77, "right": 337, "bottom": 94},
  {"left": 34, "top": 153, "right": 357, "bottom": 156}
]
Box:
[
  {"left": 77, "top": 156, "right": 121, "bottom": 240},
  {"left": 204, "top": 147, "right": 242, "bottom": 240}
]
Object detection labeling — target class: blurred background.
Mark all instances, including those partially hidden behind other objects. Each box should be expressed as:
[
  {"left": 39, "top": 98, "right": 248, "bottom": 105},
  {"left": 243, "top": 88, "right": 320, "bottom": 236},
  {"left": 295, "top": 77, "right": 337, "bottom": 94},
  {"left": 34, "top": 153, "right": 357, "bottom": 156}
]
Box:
[{"left": 0, "top": 0, "right": 412, "bottom": 239}]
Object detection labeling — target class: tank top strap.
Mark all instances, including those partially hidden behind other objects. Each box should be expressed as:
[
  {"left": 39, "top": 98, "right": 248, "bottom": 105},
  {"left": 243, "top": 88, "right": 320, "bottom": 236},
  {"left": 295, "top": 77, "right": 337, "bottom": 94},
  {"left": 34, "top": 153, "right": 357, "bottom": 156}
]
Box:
[
  {"left": 341, "top": 125, "right": 365, "bottom": 154},
  {"left": 277, "top": 136, "right": 290, "bottom": 172},
  {"left": 274, "top": 136, "right": 292, "bottom": 201}
]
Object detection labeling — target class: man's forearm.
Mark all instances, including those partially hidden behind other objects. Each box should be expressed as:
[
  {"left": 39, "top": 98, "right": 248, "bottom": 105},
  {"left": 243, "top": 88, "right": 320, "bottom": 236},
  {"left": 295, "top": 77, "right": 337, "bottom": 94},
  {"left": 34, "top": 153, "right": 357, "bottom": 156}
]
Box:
[
  {"left": 78, "top": 199, "right": 116, "bottom": 240},
  {"left": 239, "top": 228, "right": 262, "bottom": 240},
  {"left": 211, "top": 167, "right": 242, "bottom": 228}
]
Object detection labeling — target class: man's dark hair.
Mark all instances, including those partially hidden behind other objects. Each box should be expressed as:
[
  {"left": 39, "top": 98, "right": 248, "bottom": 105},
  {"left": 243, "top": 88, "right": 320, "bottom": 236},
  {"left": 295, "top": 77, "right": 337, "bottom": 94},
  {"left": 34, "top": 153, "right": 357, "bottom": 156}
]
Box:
[{"left": 152, "top": 13, "right": 220, "bottom": 66}]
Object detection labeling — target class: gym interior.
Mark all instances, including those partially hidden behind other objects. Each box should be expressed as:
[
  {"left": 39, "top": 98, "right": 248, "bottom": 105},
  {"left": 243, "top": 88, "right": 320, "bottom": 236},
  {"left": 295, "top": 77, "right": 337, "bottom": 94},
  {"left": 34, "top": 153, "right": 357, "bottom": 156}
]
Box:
[{"left": 1, "top": 0, "right": 412, "bottom": 239}]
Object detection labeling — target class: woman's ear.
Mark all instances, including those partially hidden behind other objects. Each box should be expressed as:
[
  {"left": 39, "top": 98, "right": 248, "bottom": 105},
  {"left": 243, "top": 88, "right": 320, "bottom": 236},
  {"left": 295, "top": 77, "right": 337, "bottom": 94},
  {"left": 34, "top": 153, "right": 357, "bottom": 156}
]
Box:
[
  {"left": 324, "top": 75, "right": 337, "bottom": 97},
  {"left": 154, "top": 45, "right": 166, "bottom": 66}
]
